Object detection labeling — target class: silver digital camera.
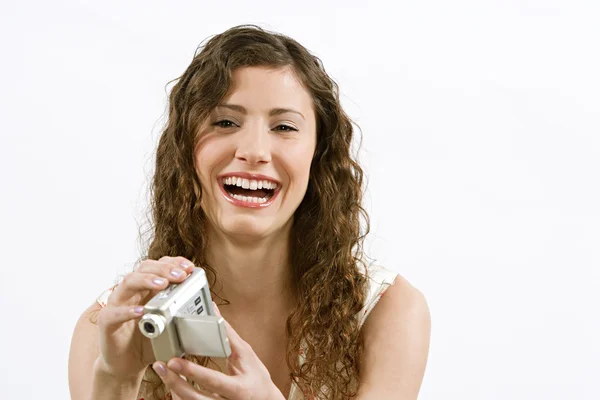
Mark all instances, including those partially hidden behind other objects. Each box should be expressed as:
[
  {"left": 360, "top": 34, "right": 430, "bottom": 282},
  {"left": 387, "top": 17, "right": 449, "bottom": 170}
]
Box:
[{"left": 138, "top": 267, "right": 231, "bottom": 362}]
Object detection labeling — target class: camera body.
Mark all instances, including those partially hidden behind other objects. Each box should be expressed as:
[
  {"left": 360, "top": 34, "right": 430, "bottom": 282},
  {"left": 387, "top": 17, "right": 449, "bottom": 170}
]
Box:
[{"left": 138, "top": 267, "right": 231, "bottom": 362}]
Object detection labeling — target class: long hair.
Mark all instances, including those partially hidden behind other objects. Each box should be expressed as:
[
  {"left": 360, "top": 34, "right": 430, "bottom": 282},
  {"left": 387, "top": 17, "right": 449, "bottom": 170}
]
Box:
[{"left": 139, "top": 24, "right": 370, "bottom": 399}]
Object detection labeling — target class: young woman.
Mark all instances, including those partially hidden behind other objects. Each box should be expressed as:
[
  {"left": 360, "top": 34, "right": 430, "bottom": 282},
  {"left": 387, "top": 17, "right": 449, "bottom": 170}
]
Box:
[{"left": 68, "top": 25, "right": 431, "bottom": 400}]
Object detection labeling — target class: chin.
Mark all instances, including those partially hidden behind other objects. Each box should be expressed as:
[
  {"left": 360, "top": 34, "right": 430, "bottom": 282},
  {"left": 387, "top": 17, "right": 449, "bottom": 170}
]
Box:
[
  {"left": 221, "top": 217, "right": 272, "bottom": 239},
  {"left": 219, "top": 214, "right": 291, "bottom": 241}
]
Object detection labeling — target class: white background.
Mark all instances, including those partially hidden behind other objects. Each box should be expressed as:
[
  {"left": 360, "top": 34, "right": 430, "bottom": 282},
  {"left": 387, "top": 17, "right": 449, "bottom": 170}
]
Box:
[{"left": 1, "top": 1, "right": 598, "bottom": 399}]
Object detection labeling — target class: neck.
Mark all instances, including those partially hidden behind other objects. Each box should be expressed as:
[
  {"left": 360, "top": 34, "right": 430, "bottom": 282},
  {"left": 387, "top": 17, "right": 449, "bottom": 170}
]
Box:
[{"left": 204, "top": 224, "right": 296, "bottom": 319}]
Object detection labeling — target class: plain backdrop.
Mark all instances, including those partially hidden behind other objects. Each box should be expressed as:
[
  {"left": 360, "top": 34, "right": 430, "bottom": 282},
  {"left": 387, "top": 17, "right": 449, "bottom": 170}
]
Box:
[{"left": 1, "top": 1, "right": 598, "bottom": 399}]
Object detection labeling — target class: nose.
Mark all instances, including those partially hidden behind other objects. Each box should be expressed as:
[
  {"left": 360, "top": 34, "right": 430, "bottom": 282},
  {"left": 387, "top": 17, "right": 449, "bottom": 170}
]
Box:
[{"left": 234, "top": 121, "right": 272, "bottom": 165}]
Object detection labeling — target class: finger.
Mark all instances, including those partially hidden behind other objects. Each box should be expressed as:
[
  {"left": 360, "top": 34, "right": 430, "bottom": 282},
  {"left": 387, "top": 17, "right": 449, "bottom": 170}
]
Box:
[
  {"left": 153, "top": 362, "right": 221, "bottom": 400},
  {"left": 157, "top": 256, "right": 196, "bottom": 272},
  {"left": 219, "top": 316, "right": 248, "bottom": 358},
  {"left": 166, "top": 358, "right": 240, "bottom": 399},
  {"left": 212, "top": 302, "right": 222, "bottom": 317},
  {"left": 109, "top": 272, "right": 171, "bottom": 303},
  {"left": 97, "top": 305, "right": 144, "bottom": 331},
  {"left": 211, "top": 301, "right": 243, "bottom": 368},
  {"left": 153, "top": 362, "right": 197, "bottom": 398},
  {"left": 211, "top": 305, "right": 248, "bottom": 367},
  {"left": 208, "top": 302, "right": 244, "bottom": 366},
  {"left": 136, "top": 260, "right": 191, "bottom": 281}
]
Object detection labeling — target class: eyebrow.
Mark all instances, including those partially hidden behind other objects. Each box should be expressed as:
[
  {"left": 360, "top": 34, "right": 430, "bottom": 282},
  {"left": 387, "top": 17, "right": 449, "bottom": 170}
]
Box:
[{"left": 216, "top": 103, "right": 305, "bottom": 120}]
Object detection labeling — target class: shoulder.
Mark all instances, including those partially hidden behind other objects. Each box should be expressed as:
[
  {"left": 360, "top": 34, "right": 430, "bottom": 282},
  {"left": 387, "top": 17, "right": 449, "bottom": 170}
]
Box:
[
  {"left": 363, "top": 273, "right": 430, "bottom": 336},
  {"left": 68, "top": 302, "right": 103, "bottom": 399},
  {"left": 357, "top": 268, "right": 431, "bottom": 399}
]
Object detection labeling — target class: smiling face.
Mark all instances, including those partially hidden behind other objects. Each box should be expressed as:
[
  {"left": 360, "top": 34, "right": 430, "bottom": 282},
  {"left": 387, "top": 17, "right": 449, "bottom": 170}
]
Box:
[{"left": 194, "top": 66, "right": 317, "bottom": 241}]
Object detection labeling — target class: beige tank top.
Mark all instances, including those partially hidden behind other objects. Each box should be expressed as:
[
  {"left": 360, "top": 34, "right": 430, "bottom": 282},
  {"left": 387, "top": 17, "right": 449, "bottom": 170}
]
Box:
[{"left": 96, "top": 263, "right": 399, "bottom": 400}]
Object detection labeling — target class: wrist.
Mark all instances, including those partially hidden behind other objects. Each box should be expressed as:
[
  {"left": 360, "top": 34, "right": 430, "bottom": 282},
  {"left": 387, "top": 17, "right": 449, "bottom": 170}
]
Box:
[
  {"left": 91, "top": 358, "right": 143, "bottom": 399},
  {"left": 94, "top": 357, "right": 143, "bottom": 381},
  {"left": 268, "top": 383, "right": 286, "bottom": 400}
]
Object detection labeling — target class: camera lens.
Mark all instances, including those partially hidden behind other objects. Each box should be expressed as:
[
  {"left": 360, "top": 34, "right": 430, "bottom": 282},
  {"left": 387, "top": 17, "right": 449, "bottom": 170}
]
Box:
[
  {"left": 138, "top": 313, "right": 166, "bottom": 338},
  {"left": 143, "top": 322, "right": 155, "bottom": 334}
]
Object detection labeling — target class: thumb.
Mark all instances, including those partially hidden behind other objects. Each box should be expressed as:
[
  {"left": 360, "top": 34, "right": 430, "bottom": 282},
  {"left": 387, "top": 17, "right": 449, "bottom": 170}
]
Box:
[{"left": 212, "top": 301, "right": 222, "bottom": 317}]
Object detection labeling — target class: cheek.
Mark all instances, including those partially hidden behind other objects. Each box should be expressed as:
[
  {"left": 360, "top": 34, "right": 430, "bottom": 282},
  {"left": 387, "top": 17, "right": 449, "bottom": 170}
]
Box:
[
  {"left": 194, "top": 139, "right": 225, "bottom": 187},
  {"left": 289, "top": 146, "right": 316, "bottom": 189},
  {"left": 194, "top": 154, "right": 216, "bottom": 195}
]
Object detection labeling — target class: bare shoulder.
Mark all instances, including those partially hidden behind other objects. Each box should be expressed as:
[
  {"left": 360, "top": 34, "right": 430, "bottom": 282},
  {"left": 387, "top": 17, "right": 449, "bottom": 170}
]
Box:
[
  {"left": 69, "top": 302, "right": 155, "bottom": 400},
  {"left": 71, "top": 302, "right": 103, "bottom": 342},
  {"left": 70, "top": 302, "right": 102, "bottom": 349},
  {"left": 357, "top": 273, "right": 431, "bottom": 399},
  {"left": 68, "top": 302, "right": 103, "bottom": 399}
]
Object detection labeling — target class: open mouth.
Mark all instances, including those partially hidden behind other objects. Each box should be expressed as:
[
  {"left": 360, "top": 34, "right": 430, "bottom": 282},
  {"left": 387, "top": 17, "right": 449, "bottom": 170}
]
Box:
[{"left": 219, "top": 176, "right": 279, "bottom": 206}]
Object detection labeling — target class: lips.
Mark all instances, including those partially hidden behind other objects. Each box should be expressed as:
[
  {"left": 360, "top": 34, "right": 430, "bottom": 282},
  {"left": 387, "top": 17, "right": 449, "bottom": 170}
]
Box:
[{"left": 217, "top": 172, "right": 281, "bottom": 209}]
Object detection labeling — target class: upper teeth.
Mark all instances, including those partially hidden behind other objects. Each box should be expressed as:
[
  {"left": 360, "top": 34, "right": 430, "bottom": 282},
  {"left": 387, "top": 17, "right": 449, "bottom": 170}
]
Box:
[{"left": 223, "top": 176, "right": 278, "bottom": 190}]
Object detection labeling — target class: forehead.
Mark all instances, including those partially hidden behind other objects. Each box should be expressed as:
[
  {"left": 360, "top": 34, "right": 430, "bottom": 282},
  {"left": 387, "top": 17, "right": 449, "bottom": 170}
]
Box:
[{"left": 222, "top": 66, "right": 315, "bottom": 115}]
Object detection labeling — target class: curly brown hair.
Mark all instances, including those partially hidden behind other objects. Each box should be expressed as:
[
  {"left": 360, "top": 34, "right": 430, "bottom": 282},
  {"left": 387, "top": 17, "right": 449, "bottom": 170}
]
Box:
[{"left": 138, "top": 24, "right": 371, "bottom": 399}]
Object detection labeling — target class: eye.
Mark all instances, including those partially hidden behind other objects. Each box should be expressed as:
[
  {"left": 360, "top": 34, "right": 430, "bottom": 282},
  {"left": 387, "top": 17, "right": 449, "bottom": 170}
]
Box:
[
  {"left": 212, "top": 119, "right": 238, "bottom": 129},
  {"left": 273, "top": 124, "right": 298, "bottom": 132}
]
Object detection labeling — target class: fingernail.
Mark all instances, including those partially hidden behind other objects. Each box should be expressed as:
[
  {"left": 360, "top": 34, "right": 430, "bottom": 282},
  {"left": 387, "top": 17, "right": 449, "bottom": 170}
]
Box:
[
  {"left": 153, "top": 362, "right": 167, "bottom": 377},
  {"left": 153, "top": 278, "right": 166, "bottom": 286},
  {"left": 133, "top": 306, "right": 144, "bottom": 315},
  {"left": 180, "top": 261, "right": 194, "bottom": 268},
  {"left": 167, "top": 359, "right": 182, "bottom": 372},
  {"left": 170, "top": 269, "right": 184, "bottom": 278}
]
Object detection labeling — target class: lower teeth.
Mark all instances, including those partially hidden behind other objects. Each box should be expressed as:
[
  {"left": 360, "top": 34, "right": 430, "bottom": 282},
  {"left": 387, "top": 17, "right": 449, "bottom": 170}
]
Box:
[{"left": 229, "top": 193, "right": 268, "bottom": 204}]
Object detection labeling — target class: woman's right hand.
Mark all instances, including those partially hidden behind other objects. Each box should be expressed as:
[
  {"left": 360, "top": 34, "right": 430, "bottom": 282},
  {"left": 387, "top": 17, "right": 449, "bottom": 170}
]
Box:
[{"left": 95, "top": 256, "right": 196, "bottom": 379}]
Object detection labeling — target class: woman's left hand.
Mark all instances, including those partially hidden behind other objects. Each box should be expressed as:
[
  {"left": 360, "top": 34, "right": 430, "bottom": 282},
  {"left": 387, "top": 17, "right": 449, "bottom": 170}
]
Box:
[{"left": 152, "top": 303, "right": 285, "bottom": 400}]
